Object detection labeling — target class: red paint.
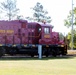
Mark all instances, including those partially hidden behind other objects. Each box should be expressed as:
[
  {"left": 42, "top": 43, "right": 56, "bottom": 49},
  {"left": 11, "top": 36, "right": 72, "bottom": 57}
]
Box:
[{"left": 0, "top": 20, "right": 64, "bottom": 45}]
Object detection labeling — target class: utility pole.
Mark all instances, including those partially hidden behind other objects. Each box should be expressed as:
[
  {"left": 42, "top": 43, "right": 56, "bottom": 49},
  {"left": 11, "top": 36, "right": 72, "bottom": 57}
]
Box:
[{"left": 71, "top": 0, "right": 74, "bottom": 50}]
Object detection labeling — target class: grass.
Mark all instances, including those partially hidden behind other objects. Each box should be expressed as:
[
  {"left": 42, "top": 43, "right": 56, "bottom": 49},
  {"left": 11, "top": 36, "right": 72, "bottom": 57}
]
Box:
[{"left": 0, "top": 56, "right": 76, "bottom": 75}]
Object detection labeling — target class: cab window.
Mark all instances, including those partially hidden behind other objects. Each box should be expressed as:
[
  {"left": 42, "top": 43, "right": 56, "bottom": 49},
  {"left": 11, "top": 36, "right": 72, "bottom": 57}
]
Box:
[{"left": 44, "top": 28, "right": 50, "bottom": 34}]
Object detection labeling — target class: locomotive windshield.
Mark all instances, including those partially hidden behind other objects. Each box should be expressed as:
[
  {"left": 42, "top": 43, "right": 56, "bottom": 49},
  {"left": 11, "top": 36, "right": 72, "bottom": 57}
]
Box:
[{"left": 44, "top": 27, "right": 50, "bottom": 34}]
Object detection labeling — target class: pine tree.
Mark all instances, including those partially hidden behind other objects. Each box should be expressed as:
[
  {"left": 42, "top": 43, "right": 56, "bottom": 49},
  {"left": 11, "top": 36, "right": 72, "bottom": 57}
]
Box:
[
  {"left": 26, "top": 2, "right": 52, "bottom": 23},
  {"left": 0, "top": 0, "right": 19, "bottom": 20}
]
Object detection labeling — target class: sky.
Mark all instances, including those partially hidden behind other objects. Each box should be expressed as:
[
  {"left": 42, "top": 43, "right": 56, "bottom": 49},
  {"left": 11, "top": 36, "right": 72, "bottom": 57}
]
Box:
[
  {"left": 0, "top": 0, "right": 76, "bottom": 35},
  {"left": 16, "top": 0, "right": 76, "bottom": 35}
]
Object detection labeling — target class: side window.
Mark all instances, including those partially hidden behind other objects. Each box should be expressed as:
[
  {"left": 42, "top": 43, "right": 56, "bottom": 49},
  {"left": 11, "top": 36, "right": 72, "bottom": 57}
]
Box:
[
  {"left": 18, "top": 29, "right": 21, "bottom": 32},
  {"left": 44, "top": 28, "right": 50, "bottom": 34},
  {"left": 28, "top": 25, "right": 32, "bottom": 28},
  {"left": 28, "top": 25, "right": 35, "bottom": 29},
  {"left": 21, "top": 23, "right": 26, "bottom": 28},
  {"left": 32, "top": 25, "right": 35, "bottom": 29}
]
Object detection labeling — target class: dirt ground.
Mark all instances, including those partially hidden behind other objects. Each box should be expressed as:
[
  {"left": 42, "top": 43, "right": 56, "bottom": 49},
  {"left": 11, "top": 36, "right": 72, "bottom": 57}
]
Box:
[{"left": 68, "top": 50, "right": 76, "bottom": 55}]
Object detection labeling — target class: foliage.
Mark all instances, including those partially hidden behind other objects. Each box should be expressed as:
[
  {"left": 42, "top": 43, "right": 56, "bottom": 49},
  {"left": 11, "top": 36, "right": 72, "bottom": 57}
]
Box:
[
  {"left": 66, "top": 32, "right": 71, "bottom": 49},
  {"left": 59, "top": 33, "right": 64, "bottom": 40},
  {"left": 64, "top": 7, "right": 76, "bottom": 28},
  {"left": 17, "top": 15, "right": 25, "bottom": 20},
  {"left": 0, "top": 0, "right": 19, "bottom": 20},
  {"left": 26, "top": 2, "right": 52, "bottom": 23},
  {"left": 66, "top": 30, "right": 76, "bottom": 49},
  {"left": 64, "top": 7, "right": 76, "bottom": 49}
]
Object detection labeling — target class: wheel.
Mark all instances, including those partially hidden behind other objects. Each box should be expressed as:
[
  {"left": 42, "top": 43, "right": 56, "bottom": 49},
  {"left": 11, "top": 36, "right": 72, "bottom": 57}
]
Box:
[
  {"left": 52, "top": 53, "right": 57, "bottom": 57},
  {"left": 9, "top": 49, "right": 17, "bottom": 56},
  {"left": 0, "top": 47, "right": 5, "bottom": 57},
  {"left": 51, "top": 48, "right": 57, "bottom": 57},
  {"left": 31, "top": 54, "right": 34, "bottom": 57},
  {"left": 45, "top": 54, "right": 49, "bottom": 57}
]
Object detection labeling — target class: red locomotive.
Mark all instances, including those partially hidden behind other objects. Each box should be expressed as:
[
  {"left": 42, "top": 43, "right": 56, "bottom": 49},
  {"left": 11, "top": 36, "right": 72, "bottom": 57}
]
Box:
[{"left": 0, "top": 20, "right": 67, "bottom": 57}]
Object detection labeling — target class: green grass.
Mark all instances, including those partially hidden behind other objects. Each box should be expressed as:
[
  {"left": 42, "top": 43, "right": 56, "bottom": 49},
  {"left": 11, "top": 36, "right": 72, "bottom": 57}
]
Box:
[{"left": 0, "top": 56, "right": 76, "bottom": 75}]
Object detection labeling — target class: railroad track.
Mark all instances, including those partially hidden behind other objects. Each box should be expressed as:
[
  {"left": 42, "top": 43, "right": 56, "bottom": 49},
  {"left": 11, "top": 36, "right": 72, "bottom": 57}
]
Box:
[
  {"left": 1, "top": 54, "right": 76, "bottom": 59},
  {"left": 0, "top": 50, "right": 76, "bottom": 59}
]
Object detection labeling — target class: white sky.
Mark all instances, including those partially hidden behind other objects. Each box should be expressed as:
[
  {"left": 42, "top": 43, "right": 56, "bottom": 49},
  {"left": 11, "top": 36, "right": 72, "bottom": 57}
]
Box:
[
  {"left": 16, "top": 0, "right": 76, "bottom": 35},
  {"left": 1, "top": 0, "right": 76, "bottom": 35}
]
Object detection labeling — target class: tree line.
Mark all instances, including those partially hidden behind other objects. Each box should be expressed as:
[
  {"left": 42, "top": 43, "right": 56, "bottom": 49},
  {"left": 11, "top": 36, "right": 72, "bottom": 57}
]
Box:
[{"left": 0, "top": 0, "right": 51, "bottom": 23}]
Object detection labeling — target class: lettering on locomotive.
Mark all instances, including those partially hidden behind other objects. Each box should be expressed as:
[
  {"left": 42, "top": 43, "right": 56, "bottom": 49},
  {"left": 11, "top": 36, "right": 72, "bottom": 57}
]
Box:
[
  {"left": 44, "top": 34, "right": 50, "bottom": 38},
  {"left": 0, "top": 30, "right": 5, "bottom": 33},
  {"left": 0, "top": 30, "right": 14, "bottom": 33},
  {"left": 6, "top": 30, "right": 14, "bottom": 33}
]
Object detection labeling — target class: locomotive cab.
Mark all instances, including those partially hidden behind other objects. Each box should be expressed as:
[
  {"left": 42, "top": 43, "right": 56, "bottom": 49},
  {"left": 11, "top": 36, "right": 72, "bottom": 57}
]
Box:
[
  {"left": 43, "top": 27, "right": 50, "bottom": 38},
  {"left": 39, "top": 23, "right": 53, "bottom": 44},
  {"left": 27, "top": 22, "right": 42, "bottom": 44}
]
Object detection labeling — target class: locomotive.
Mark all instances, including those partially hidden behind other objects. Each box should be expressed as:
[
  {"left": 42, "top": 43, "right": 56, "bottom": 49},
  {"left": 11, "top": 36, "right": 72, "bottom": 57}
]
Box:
[{"left": 0, "top": 20, "right": 67, "bottom": 57}]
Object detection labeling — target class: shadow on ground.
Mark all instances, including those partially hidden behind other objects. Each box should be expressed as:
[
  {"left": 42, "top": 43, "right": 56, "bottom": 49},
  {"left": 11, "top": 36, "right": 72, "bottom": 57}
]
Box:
[{"left": 0, "top": 54, "right": 76, "bottom": 61}]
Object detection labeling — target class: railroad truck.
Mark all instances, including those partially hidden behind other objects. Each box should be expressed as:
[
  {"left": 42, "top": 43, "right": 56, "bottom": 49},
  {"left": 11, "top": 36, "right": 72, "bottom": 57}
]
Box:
[{"left": 0, "top": 20, "right": 67, "bottom": 57}]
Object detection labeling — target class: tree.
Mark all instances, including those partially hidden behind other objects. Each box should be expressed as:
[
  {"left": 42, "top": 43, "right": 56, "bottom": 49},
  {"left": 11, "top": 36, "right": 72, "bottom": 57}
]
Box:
[
  {"left": 66, "top": 30, "right": 76, "bottom": 49},
  {"left": 64, "top": 7, "right": 76, "bottom": 49},
  {"left": 0, "top": 0, "right": 19, "bottom": 20},
  {"left": 26, "top": 2, "right": 52, "bottom": 23},
  {"left": 17, "top": 15, "right": 25, "bottom": 20},
  {"left": 66, "top": 32, "right": 71, "bottom": 49},
  {"left": 64, "top": 7, "right": 76, "bottom": 28},
  {"left": 59, "top": 33, "right": 64, "bottom": 40}
]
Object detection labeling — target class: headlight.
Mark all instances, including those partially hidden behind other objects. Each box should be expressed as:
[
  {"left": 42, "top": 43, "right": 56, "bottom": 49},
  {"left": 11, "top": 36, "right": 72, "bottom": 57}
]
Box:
[{"left": 61, "top": 45, "right": 64, "bottom": 47}]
